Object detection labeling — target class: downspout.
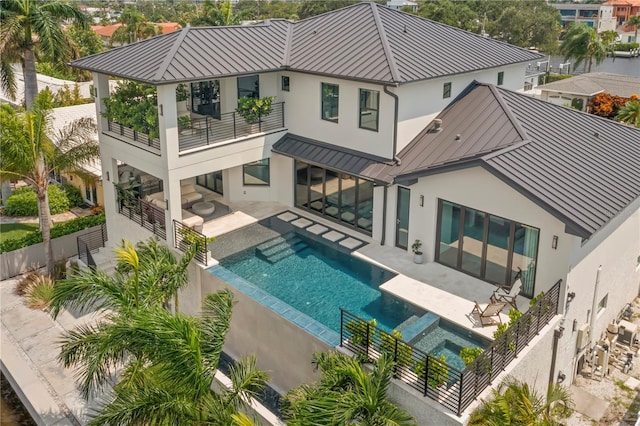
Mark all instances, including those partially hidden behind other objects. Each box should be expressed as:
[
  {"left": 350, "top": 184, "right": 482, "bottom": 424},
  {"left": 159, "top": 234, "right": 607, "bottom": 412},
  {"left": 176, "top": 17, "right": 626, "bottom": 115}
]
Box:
[
  {"left": 589, "top": 266, "right": 602, "bottom": 346},
  {"left": 383, "top": 85, "right": 401, "bottom": 165},
  {"left": 549, "top": 327, "right": 563, "bottom": 386}
]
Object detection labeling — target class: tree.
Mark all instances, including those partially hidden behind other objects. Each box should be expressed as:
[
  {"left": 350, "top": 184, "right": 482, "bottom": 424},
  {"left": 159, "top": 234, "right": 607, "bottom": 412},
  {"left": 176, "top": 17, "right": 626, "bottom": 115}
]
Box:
[
  {"left": 191, "top": 0, "right": 248, "bottom": 27},
  {"left": 627, "top": 15, "right": 640, "bottom": 43},
  {"left": 282, "top": 351, "right": 417, "bottom": 425},
  {"left": 469, "top": 376, "right": 573, "bottom": 426},
  {"left": 111, "top": 7, "right": 157, "bottom": 45},
  {"left": 492, "top": 1, "right": 561, "bottom": 53},
  {"left": 0, "top": 0, "right": 89, "bottom": 109},
  {"left": 560, "top": 23, "right": 613, "bottom": 73},
  {"left": 298, "top": 0, "right": 359, "bottom": 20},
  {"left": 617, "top": 100, "right": 640, "bottom": 128},
  {"left": 588, "top": 92, "right": 634, "bottom": 119},
  {"left": 416, "top": 0, "right": 479, "bottom": 32},
  {"left": 67, "top": 24, "right": 104, "bottom": 57},
  {"left": 0, "top": 91, "right": 99, "bottom": 274}
]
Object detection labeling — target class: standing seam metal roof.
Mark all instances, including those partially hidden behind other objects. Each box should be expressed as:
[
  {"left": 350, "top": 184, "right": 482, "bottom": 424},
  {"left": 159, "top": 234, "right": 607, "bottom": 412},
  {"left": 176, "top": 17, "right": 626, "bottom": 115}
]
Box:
[
  {"left": 71, "top": 3, "right": 542, "bottom": 85},
  {"left": 379, "top": 82, "right": 640, "bottom": 237}
]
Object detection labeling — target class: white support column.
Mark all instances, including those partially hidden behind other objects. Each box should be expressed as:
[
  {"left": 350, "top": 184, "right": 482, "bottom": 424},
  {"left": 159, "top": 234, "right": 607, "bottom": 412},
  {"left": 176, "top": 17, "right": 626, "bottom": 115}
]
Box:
[
  {"left": 157, "top": 84, "right": 179, "bottom": 168},
  {"left": 164, "top": 171, "right": 183, "bottom": 248},
  {"left": 93, "top": 72, "right": 110, "bottom": 134},
  {"left": 101, "top": 155, "right": 119, "bottom": 245}
]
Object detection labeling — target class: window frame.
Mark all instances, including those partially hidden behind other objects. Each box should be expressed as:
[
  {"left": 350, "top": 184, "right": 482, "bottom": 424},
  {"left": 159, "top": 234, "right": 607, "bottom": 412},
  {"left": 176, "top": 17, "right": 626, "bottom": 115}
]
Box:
[
  {"left": 237, "top": 74, "right": 260, "bottom": 99},
  {"left": 497, "top": 71, "right": 505, "bottom": 86},
  {"left": 321, "top": 83, "right": 339, "bottom": 123},
  {"left": 443, "top": 82, "right": 452, "bottom": 99},
  {"left": 358, "top": 88, "right": 379, "bottom": 132},
  {"left": 242, "top": 158, "right": 270, "bottom": 186},
  {"left": 281, "top": 75, "right": 290, "bottom": 92}
]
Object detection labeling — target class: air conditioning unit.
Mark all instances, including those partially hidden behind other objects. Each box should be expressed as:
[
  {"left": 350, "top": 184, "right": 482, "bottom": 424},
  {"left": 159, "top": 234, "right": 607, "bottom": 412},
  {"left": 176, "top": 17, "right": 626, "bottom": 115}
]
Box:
[{"left": 577, "top": 324, "right": 590, "bottom": 350}]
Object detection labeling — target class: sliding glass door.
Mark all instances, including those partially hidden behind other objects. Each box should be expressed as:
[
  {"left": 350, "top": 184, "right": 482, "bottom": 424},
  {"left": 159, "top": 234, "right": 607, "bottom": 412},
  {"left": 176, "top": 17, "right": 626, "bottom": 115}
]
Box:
[{"left": 435, "top": 199, "right": 539, "bottom": 297}]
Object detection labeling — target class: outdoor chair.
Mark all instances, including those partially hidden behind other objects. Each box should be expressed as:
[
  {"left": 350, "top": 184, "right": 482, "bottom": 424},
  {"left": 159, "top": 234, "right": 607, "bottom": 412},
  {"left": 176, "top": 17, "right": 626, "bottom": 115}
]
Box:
[
  {"left": 471, "top": 300, "right": 507, "bottom": 327},
  {"left": 491, "top": 268, "right": 523, "bottom": 310}
]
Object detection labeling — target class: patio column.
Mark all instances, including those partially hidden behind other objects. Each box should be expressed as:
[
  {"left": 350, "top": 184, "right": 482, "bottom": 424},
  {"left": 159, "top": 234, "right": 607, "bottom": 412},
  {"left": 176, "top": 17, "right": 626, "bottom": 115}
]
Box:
[
  {"left": 164, "top": 170, "right": 182, "bottom": 248},
  {"left": 157, "top": 84, "right": 179, "bottom": 167},
  {"left": 93, "top": 72, "right": 110, "bottom": 135}
]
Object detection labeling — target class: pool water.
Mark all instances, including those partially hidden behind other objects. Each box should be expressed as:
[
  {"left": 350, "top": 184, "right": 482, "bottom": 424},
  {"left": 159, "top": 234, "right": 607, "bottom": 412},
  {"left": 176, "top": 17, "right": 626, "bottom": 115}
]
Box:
[{"left": 219, "top": 231, "right": 423, "bottom": 333}]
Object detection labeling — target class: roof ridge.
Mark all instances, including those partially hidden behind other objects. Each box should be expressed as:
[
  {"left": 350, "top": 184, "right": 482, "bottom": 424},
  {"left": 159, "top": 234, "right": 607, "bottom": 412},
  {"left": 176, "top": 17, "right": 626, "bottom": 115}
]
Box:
[
  {"left": 486, "top": 84, "right": 529, "bottom": 142},
  {"left": 370, "top": 3, "right": 401, "bottom": 83},
  {"left": 153, "top": 26, "right": 191, "bottom": 82},
  {"left": 283, "top": 20, "right": 294, "bottom": 67}
]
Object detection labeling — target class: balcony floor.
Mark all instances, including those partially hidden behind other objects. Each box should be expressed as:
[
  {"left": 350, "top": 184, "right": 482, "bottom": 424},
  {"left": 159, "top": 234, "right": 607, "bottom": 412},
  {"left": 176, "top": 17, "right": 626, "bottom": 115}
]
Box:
[{"left": 201, "top": 201, "right": 530, "bottom": 341}]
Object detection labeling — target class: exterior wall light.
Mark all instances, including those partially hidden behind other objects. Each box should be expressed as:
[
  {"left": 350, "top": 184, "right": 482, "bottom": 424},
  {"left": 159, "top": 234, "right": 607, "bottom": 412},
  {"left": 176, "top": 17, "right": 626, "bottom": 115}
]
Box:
[
  {"left": 552, "top": 235, "right": 558, "bottom": 249},
  {"left": 419, "top": 195, "right": 424, "bottom": 207}
]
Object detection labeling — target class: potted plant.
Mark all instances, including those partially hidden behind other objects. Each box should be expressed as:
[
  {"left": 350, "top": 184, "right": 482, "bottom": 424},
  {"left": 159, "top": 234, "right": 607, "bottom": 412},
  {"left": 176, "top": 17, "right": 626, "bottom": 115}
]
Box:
[
  {"left": 236, "top": 96, "right": 275, "bottom": 125},
  {"left": 176, "top": 83, "right": 189, "bottom": 115},
  {"left": 411, "top": 239, "right": 424, "bottom": 264},
  {"left": 178, "top": 115, "right": 192, "bottom": 134}
]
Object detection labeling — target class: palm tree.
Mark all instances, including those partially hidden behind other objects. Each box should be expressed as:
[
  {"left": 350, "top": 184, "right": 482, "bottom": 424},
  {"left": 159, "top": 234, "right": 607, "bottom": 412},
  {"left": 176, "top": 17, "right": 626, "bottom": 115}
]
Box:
[
  {"left": 468, "top": 376, "right": 573, "bottom": 426},
  {"left": 282, "top": 351, "right": 417, "bottom": 425},
  {"left": 110, "top": 8, "right": 157, "bottom": 46},
  {"left": 560, "top": 22, "right": 613, "bottom": 73},
  {"left": 0, "top": 0, "right": 88, "bottom": 109},
  {"left": 627, "top": 15, "right": 640, "bottom": 43},
  {"left": 617, "top": 100, "right": 640, "bottom": 128},
  {"left": 0, "top": 91, "right": 99, "bottom": 274},
  {"left": 191, "top": 0, "right": 248, "bottom": 27}
]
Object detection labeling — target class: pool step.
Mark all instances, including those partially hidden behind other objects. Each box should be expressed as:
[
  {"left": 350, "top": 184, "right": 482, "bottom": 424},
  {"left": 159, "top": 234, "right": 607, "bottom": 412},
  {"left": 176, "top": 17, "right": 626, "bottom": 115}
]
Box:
[
  {"left": 255, "top": 234, "right": 308, "bottom": 264},
  {"left": 400, "top": 312, "right": 441, "bottom": 343}
]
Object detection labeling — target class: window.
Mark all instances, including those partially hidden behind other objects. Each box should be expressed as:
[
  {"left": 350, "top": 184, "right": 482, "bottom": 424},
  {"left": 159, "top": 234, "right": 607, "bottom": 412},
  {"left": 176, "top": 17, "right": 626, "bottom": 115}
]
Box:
[
  {"left": 598, "top": 294, "right": 608, "bottom": 312},
  {"left": 443, "top": 82, "right": 452, "bottom": 99},
  {"left": 281, "top": 76, "right": 290, "bottom": 92},
  {"left": 243, "top": 159, "right": 270, "bottom": 186},
  {"left": 321, "top": 83, "right": 339, "bottom": 123},
  {"left": 435, "top": 199, "right": 539, "bottom": 297},
  {"left": 237, "top": 75, "right": 259, "bottom": 99},
  {"left": 359, "top": 89, "right": 379, "bottom": 131},
  {"left": 497, "top": 71, "right": 504, "bottom": 86}
]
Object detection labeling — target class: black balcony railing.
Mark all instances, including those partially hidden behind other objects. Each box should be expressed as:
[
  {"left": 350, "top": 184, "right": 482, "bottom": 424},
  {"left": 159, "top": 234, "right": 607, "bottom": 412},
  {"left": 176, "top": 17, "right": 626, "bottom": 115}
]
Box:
[
  {"left": 173, "top": 220, "right": 209, "bottom": 266},
  {"left": 178, "top": 102, "right": 285, "bottom": 152},
  {"left": 115, "top": 188, "right": 166, "bottom": 240},
  {"left": 76, "top": 223, "right": 107, "bottom": 268},
  {"left": 340, "top": 279, "right": 562, "bottom": 416},
  {"left": 106, "top": 120, "right": 161, "bottom": 153}
]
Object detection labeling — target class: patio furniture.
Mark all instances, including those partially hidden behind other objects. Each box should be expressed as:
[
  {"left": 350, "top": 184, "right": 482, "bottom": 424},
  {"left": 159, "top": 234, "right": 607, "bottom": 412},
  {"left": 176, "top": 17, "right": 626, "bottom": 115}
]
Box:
[
  {"left": 192, "top": 201, "right": 215, "bottom": 217},
  {"left": 182, "top": 209, "right": 204, "bottom": 232},
  {"left": 491, "top": 268, "right": 523, "bottom": 310},
  {"left": 471, "top": 300, "right": 507, "bottom": 327}
]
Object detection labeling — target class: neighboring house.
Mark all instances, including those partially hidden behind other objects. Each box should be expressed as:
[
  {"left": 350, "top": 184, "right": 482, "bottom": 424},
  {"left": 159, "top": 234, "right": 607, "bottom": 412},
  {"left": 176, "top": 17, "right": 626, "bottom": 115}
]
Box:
[
  {"left": 603, "top": 0, "right": 640, "bottom": 25},
  {"left": 551, "top": 3, "right": 617, "bottom": 33},
  {"left": 538, "top": 72, "right": 640, "bottom": 111},
  {"left": 71, "top": 3, "right": 640, "bottom": 424},
  {"left": 386, "top": 0, "right": 418, "bottom": 13},
  {"left": 91, "top": 22, "right": 181, "bottom": 46},
  {"left": 50, "top": 103, "right": 103, "bottom": 206}
]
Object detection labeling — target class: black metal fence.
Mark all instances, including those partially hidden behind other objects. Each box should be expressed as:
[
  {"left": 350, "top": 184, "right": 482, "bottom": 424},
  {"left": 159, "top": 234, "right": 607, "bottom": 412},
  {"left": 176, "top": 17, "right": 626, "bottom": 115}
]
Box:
[
  {"left": 339, "top": 279, "right": 562, "bottom": 416},
  {"left": 76, "top": 223, "right": 107, "bottom": 267},
  {"left": 106, "top": 120, "right": 161, "bottom": 153},
  {"left": 178, "top": 102, "right": 285, "bottom": 152},
  {"left": 116, "top": 188, "right": 166, "bottom": 240},
  {"left": 173, "top": 220, "right": 209, "bottom": 266}
]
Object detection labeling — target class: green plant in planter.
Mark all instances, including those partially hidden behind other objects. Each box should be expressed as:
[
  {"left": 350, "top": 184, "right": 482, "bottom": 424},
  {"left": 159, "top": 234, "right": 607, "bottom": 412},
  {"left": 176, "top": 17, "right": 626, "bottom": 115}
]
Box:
[
  {"left": 236, "top": 96, "right": 275, "bottom": 124},
  {"left": 414, "top": 354, "right": 449, "bottom": 389},
  {"left": 103, "top": 81, "right": 159, "bottom": 139},
  {"left": 460, "top": 347, "right": 484, "bottom": 366},
  {"left": 346, "top": 318, "right": 377, "bottom": 348},
  {"left": 175, "top": 83, "right": 189, "bottom": 102},
  {"left": 379, "top": 329, "right": 413, "bottom": 367},
  {"left": 178, "top": 115, "right": 192, "bottom": 131}
]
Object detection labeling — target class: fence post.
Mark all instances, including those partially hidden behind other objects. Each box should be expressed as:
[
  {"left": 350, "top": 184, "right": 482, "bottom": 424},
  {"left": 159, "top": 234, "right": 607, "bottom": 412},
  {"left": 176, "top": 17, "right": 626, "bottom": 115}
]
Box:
[
  {"left": 423, "top": 356, "right": 430, "bottom": 396},
  {"left": 457, "top": 373, "right": 464, "bottom": 416},
  {"left": 206, "top": 116, "right": 210, "bottom": 145},
  {"left": 281, "top": 102, "right": 285, "bottom": 128},
  {"left": 366, "top": 322, "right": 371, "bottom": 360},
  {"left": 340, "top": 309, "right": 344, "bottom": 347},
  {"left": 233, "top": 113, "right": 237, "bottom": 139}
]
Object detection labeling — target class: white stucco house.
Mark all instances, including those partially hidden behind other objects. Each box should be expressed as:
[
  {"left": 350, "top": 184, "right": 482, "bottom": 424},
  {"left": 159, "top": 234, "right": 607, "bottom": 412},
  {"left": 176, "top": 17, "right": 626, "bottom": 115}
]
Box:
[{"left": 71, "top": 3, "right": 640, "bottom": 424}]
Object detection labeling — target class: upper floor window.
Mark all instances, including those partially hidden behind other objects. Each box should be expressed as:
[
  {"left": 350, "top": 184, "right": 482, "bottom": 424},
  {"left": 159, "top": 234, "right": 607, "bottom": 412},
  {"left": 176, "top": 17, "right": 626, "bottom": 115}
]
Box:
[
  {"left": 497, "top": 71, "right": 504, "bottom": 86},
  {"left": 321, "top": 83, "right": 339, "bottom": 123},
  {"left": 282, "top": 76, "right": 290, "bottom": 92},
  {"left": 243, "top": 159, "right": 270, "bottom": 186},
  {"left": 238, "top": 75, "right": 259, "bottom": 99},
  {"left": 443, "top": 82, "right": 452, "bottom": 99},
  {"left": 359, "top": 89, "right": 379, "bottom": 131}
]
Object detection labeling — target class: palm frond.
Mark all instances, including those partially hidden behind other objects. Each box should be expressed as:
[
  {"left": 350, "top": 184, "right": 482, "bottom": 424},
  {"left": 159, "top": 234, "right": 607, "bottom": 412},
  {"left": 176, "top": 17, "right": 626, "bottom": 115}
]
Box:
[
  {"left": 199, "top": 290, "right": 235, "bottom": 371},
  {"left": 219, "top": 355, "right": 268, "bottom": 414}
]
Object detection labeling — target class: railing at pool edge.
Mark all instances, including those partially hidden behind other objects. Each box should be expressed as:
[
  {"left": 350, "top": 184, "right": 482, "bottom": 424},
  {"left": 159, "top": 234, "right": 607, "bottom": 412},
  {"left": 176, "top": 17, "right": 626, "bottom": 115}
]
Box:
[
  {"left": 173, "top": 220, "right": 209, "bottom": 266},
  {"left": 339, "top": 279, "right": 561, "bottom": 416}
]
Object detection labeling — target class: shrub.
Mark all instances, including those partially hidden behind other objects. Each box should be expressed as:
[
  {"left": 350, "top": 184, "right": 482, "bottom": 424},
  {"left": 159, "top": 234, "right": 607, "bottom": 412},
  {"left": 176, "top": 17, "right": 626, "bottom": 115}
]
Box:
[
  {"left": 236, "top": 96, "right": 275, "bottom": 124},
  {"left": 460, "top": 347, "right": 484, "bottom": 366},
  {"left": 379, "top": 329, "right": 413, "bottom": 367},
  {"left": 4, "top": 185, "right": 71, "bottom": 216},
  {"left": 25, "top": 274, "right": 56, "bottom": 310},
  {"left": 613, "top": 42, "right": 639, "bottom": 51},
  {"left": 16, "top": 272, "right": 43, "bottom": 296},
  {"left": 0, "top": 213, "right": 105, "bottom": 253},
  {"left": 346, "top": 318, "right": 377, "bottom": 347},
  {"left": 60, "top": 183, "right": 83, "bottom": 208}
]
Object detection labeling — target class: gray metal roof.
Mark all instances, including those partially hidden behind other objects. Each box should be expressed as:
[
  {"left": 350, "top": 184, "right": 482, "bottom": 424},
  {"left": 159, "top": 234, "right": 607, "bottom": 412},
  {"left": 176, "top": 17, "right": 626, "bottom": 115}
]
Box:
[
  {"left": 272, "top": 133, "right": 393, "bottom": 183},
  {"left": 72, "top": 3, "right": 542, "bottom": 85},
  {"left": 538, "top": 72, "right": 640, "bottom": 97},
  {"left": 378, "top": 82, "right": 640, "bottom": 238}
]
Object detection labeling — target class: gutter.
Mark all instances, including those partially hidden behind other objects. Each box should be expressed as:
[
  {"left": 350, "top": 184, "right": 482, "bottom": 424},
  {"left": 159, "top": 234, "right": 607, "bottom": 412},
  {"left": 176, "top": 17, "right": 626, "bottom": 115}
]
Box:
[{"left": 383, "top": 85, "right": 401, "bottom": 165}]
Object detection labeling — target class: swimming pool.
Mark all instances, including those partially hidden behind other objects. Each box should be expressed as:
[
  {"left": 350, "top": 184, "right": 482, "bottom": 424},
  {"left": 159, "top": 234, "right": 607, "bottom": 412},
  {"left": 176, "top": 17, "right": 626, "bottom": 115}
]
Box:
[{"left": 209, "top": 214, "right": 486, "bottom": 367}]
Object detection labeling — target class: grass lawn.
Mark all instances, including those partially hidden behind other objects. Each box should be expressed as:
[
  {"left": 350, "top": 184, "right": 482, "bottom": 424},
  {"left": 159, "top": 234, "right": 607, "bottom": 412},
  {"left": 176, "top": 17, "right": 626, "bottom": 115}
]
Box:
[{"left": 0, "top": 222, "right": 40, "bottom": 243}]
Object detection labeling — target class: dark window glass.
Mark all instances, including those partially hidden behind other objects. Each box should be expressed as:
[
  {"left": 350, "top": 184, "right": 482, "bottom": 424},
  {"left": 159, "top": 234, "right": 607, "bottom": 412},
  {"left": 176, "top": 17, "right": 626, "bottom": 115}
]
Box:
[
  {"left": 497, "top": 71, "right": 504, "bottom": 86},
  {"left": 238, "top": 75, "right": 259, "bottom": 99},
  {"left": 321, "top": 83, "right": 339, "bottom": 123},
  {"left": 443, "top": 82, "right": 452, "bottom": 98},
  {"left": 243, "top": 159, "right": 270, "bottom": 186},
  {"left": 359, "top": 89, "right": 379, "bottom": 131},
  {"left": 282, "top": 76, "right": 290, "bottom": 91}
]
